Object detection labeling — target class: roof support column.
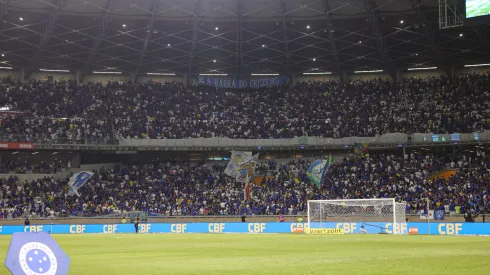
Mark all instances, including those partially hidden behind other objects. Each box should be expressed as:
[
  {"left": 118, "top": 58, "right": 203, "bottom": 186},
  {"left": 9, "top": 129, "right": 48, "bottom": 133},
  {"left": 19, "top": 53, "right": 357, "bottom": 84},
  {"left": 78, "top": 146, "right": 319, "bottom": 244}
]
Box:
[
  {"left": 236, "top": 0, "right": 243, "bottom": 78},
  {"left": 135, "top": 0, "right": 158, "bottom": 78},
  {"left": 410, "top": 0, "right": 451, "bottom": 78},
  {"left": 84, "top": 0, "right": 113, "bottom": 81},
  {"left": 362, "top": 0, "right": 397, "bottom": 80},
  {"left": 323, "top": 0, "right": 343, "bottom": 82},
  {"left": 27, "top": 0, "right": 65, "bottom": 77},
  {"left": 280, "top": 0, "right": 290, "bottom": 74},
  {"left": 188, "top": 0, "right": 201, "bottom": 78}
]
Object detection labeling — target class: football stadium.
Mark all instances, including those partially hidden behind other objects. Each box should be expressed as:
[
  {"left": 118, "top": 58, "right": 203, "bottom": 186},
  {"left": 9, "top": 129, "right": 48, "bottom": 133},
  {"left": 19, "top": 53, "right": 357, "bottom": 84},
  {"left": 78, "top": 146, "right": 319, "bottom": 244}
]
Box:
[{"left": 0, "top": 0, "right": 490, "bottom": 274}]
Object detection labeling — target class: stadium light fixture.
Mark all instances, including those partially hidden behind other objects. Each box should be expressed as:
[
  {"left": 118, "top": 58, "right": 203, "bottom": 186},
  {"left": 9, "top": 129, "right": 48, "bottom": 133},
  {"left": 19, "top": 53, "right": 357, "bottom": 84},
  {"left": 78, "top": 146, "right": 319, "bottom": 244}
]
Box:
[
  {"left": 415, "top": 53, "right": 419, "bottom": 56},
  {"left": 459, "top": 33, "right": 463, "bottom": 37},
  {"left": 307, "top": 25, "right": 310, "bottom": 29},
  {"left": 19, "top": 17, "right": 23, "bottom": 21},
  {"left": 313, "top": 58, "right": 316, "bottom": 61},
  {"left": 354, "top": 70, "right": 383, "bottom": 74},
  {"left": 251, "top": 73, "right": 279, "bottom": 76},
  {"left": 407, "top": 67, "right": 437, "bottom": 71},
  {"left": 1, "top": 54, "right": 4, "bottom": 57},
  {"left": 358, "top": 40, "right": 362, "bottom": 44},
  {"left": 303, "top": 72, "right": 332, "bottom": 75},
  {"left": 0, "top": 67, "right": 12, "bottom": 70},
  {"left": 39, "top": 69, "right": 70, "bottom": 73},
  {"left": 400, "top": 20, "right": 404, "bottom": 24},
  {"left": 167, "top": 43, "right": 171, "bottom": 47},
  {"left": 262, "top": 44, "right": 265, "bottom": 48},
  {"left": 122, "top": 24, "right": 126, "bottom": 28},
  {"left": 464, "top": 63, "right": 490, "bottom": 67},
  {"left": 215, "top": 27, "right": 219, "bottom": 30},
  {"left": 213, "top": 60, "right": 216, "bottom": 63},
  {"left": 147, "top": 73, "right": 176, "bottom": 76},
  {"left": 199, "top": 73, "right": 227, "bottom": 76},
  {"left": 93, "top": 71, "right": 123, "bottom": 74}
]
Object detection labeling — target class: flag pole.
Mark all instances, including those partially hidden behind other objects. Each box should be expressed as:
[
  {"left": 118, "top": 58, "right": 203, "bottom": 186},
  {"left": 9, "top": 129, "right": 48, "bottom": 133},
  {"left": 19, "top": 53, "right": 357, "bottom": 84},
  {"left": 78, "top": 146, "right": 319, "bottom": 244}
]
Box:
[
  {"left": 245, "top": 171, "right": 249, "bottom": 201},
  {"left": 427, "top": 197, "right": 430, "bottom": 235}
]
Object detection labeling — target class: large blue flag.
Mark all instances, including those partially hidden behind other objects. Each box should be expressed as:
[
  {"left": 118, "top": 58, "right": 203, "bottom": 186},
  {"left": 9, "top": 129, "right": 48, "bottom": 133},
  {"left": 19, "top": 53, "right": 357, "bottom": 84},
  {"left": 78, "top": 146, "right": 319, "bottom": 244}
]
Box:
[
  {"left": 320, "top": 154, "right": 333, "bottom": 185},
  {"left": 306, "top": 155, "right": 333, "bottom": 188},
  {"left": 68, "top": 171, "right": 94, "bottom": 197}
]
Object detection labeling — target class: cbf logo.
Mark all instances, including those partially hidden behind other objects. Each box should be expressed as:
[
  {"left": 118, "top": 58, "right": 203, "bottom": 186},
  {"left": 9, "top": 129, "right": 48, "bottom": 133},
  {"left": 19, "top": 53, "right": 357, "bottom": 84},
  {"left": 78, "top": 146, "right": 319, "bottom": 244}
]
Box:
[
  {"left": 5, "top": 232, "right": 70, "bottom": 275},
  {"left": 18, "top": 242, "right": 58, "bottom": 275}
]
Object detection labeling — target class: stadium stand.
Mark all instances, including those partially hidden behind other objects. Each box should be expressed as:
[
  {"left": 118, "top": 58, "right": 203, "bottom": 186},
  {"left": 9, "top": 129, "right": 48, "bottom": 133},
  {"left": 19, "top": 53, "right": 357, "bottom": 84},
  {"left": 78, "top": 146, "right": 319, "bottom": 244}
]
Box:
[
  {"left": 1, "top": 74, "right": 489, "bottom": 142},
  {"left": 1, "top": 149, "right": 488, "bottom": 219}
]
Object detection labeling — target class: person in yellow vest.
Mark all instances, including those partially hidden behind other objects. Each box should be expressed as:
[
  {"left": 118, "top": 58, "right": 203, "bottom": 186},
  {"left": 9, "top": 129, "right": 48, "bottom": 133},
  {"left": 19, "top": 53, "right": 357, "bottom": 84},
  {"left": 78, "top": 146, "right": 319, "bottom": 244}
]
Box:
[
  {"left": 121, "top": 217, "right": 127, "bottom": 224},
  {"left": 455, "top": 205, "right": 461, "bottom": 214}
]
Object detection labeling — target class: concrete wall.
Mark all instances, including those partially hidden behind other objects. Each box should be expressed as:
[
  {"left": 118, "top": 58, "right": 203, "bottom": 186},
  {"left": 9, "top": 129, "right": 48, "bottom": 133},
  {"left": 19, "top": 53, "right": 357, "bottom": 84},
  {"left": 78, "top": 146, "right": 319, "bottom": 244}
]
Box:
[
  {"left": 30, "top": 72, "right": 76, "bottom": 82},
  {"left": 77, "top": 162, "right": 119, "bottom": 173},
  {"left": 0, "top": 68, "right": 488, "bottom": 86},
  {"left": 348, "top": 72, "right": 392, "bottom": 82},
  {"left": 0, "top": 70, "right": 20, "bottom": 81},
  {"left": 83, "top": 74, "right": 131, "bottom": 84},
  {"left": 295, "top": 75, "right": 341, "bottom": 83},
  {"left": 457, "top": 67, "right": 490, "bottom": 75},
  {"left": 137, "top": 75, "right": 185, "bottom": 83},
  {"left": 399, "top": 70, "right": 447, "bottom": 79}
]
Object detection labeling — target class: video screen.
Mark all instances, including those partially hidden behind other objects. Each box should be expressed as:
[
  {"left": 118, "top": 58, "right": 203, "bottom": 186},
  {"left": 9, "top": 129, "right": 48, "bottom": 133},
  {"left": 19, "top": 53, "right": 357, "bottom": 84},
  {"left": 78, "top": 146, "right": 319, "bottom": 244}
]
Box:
[{"left": 466, "top": 0, "right": 490, "bottom": 18}]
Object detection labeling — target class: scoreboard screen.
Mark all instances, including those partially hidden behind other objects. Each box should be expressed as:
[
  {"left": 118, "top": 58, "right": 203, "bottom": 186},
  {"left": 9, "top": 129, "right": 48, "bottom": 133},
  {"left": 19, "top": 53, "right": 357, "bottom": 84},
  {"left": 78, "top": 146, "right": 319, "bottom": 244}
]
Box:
[{"left": 466, "top": 0, "right": 490, "bottom": 18}]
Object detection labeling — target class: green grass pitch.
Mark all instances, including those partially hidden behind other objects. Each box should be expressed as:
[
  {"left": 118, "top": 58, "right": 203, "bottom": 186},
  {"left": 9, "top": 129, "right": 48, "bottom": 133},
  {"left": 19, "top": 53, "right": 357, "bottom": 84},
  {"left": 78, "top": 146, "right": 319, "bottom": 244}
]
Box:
[
  {"left": 466, "top": 0, "right": 490, "bottom": 18},
  {"left": 0, "top": 234, "right": 488, "bottom": 274}
]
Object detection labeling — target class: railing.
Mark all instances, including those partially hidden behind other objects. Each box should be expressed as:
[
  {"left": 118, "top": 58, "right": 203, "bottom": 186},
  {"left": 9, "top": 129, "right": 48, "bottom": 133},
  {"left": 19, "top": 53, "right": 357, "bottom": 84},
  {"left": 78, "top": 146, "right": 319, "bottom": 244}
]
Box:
[
  {"left": 0, "top": 131, "right": 488, "bottom": 149},
  {"left": 0, "top": 213, "right": 473, "bottom": 222},
  {"left": 117, "top": 132, "right": 489, "bottom": 148},
  {"left": 0, "top": 135, "right": 117, "bottom": 145}
]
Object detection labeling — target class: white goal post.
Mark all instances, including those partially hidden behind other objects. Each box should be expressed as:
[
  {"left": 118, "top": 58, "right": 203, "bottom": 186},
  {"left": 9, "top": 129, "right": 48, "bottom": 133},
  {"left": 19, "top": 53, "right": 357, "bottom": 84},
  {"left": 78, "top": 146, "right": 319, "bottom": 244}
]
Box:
[{"left": 307, "top": 199, "right": 407, "bottom": 234}]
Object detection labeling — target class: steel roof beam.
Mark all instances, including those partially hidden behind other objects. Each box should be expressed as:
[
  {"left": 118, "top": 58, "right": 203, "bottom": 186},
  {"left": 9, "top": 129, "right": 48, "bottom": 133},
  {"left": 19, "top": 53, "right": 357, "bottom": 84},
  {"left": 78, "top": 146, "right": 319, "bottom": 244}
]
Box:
[
  {"left": 323, "top": 0, "right": 343, "bottom": 82},
  {"left": 188, "top": 0, "right": 201, "bottom": 77},
  {"left": 280, "top": 0, "right": 290, "bottom": 74},
  {"left": 410, "top": 0, "right": 451, "bottom": 77},
  {"left": 135, "top": 0, "right": 158, "bottom": 77},
  {"left": 26, "top": 0, "right": 64, "bottom": 76},
  {"left": 0, "top": 0, "right": 9, "bottom": 28},
  {"left": 84, "top": 0, "right": 112, "bottom": 76},
  {"left": 236, "top": 0, "right": 242, "bottom": 78},
  {"left": 362, "top": 0, "right": 397, "bottom": 80}
]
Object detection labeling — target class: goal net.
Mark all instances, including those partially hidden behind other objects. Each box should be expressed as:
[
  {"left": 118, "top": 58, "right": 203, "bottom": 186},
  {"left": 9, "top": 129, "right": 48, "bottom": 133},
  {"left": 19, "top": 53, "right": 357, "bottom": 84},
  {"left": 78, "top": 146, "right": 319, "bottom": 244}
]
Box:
[{"left": 307, "top": 199, "right": 407, "bottom": 234}]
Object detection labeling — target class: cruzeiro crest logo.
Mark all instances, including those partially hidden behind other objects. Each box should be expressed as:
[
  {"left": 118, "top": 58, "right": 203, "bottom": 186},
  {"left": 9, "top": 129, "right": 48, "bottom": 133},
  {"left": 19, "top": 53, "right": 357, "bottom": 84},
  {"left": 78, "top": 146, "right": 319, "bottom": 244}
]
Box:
[{"left": 18, "top": 242, "right": 58, "bottom": 275}]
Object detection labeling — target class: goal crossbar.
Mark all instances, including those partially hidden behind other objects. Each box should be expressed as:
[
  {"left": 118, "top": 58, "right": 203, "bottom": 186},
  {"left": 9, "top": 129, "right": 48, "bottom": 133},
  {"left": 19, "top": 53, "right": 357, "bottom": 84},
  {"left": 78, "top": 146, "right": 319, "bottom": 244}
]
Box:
[{"left": 307, "top": 199, "right": 406, "bottom": 235}]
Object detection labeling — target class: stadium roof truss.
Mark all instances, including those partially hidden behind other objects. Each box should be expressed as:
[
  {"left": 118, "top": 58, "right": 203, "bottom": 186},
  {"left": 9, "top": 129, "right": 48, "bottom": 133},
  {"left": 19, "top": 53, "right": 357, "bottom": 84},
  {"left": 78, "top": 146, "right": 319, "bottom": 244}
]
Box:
[{"left": 0, "top": 0, "right": 488, "bottom": 77}]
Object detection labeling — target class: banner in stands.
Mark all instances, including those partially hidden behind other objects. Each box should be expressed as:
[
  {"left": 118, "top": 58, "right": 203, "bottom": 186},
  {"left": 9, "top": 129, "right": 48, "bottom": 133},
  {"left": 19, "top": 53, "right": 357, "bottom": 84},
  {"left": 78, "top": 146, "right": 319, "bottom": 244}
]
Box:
[
  {"left": 1, "top": 222, "right": 488, "bottom": 235},
  {"left": 197, "top": 76, "right": 288, "bottom": 89},
  {"left": 0, "top": 142, "right": 34, "bottom": 149}
]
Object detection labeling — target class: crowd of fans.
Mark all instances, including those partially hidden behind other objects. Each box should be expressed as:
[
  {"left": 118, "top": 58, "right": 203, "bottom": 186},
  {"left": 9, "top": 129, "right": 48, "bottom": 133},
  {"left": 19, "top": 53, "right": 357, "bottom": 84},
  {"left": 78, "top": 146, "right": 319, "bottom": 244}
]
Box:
[
  {"left": 0, "top": 149, "right": 488, "bottom": 219},
  {"left": 0, "top": 73, "right": 489, "bottom": 219},
  {"left": 1, "top": 73, "right": 489, "bottom": 142}
]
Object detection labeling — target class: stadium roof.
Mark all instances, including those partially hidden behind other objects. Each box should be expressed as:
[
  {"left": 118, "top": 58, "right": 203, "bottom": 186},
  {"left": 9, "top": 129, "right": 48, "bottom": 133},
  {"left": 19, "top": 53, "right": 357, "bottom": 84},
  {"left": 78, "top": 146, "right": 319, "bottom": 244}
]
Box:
[{"left": 0, "top": 0, "right": 489, "bottom": 78}]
